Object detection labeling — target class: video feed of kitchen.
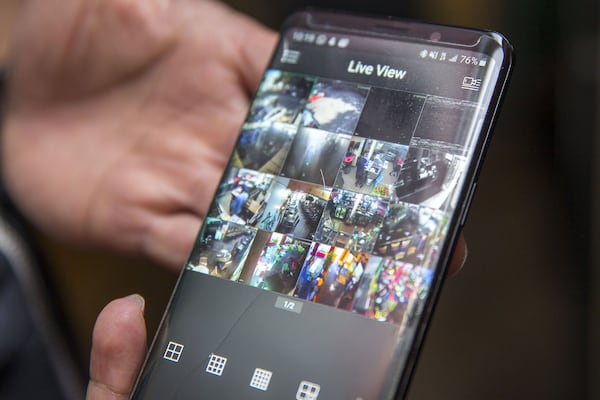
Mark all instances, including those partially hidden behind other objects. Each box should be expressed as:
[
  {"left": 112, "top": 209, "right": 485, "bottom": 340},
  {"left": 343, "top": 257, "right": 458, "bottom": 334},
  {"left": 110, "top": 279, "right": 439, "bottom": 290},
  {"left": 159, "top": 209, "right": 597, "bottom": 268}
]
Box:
[
  {"left": 352, "top": 258, "right": 433, "bottom": 324},
  {"left": 301, "top": 79, "right": 369, "bottom": 134},
  {"left": 392, "top": 97, "right": 478, "bottom": 211},
  {"left": 279, "top": 127, "right": 351, "bottom": 186},
  {"left": 293, "top": 243, "right": 370, "bottom": 309},
  {"left": 314, "top": 189, "right": 388, "bottom": 254},
  {"left": 208, "top": 168, "right": 275, "bottom": 227},
  {"left": 246, "top": 70, "right": 313, "bottom": 125},
  {"left": 238, "top": 231, "right": 310, "bottom": 295},
  {"left": 186, "top": 218, "right": 257, "bottom": 281},
  {"left": 333, "top": 137, "right": 409, "bottom": 198},
  {"left": 229, "top": 71, "right": 313, "bottom": 175},
  {"left": 413, "top": 96, "right": 479, "bottom": 146},
  {"left": 392, "top": 145, "right": 467, "bottom": 210},
  {"left": 229, "top": 124, "right": 298, "bottom": 175},
  {"left": 374, "top": 202, "right": 449, "bottom": 266},
  {"left": 258, "top": 177, "right": 331, "bottom": 240}
]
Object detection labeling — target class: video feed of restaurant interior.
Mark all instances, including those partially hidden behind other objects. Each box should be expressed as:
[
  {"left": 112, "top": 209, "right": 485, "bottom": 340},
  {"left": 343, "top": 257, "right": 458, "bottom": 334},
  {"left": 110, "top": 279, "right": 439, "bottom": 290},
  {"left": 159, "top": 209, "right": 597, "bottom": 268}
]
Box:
[{"left": 186, "top": 70, "right": 478, "bottom": 325}]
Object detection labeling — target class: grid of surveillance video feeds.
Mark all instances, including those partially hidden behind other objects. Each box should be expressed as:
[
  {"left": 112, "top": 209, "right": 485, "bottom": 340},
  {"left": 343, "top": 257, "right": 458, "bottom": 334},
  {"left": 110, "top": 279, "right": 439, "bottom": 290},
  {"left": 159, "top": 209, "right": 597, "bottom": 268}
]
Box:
[{"left": 187, "top": 70, "right": 477, "bottom": 324}]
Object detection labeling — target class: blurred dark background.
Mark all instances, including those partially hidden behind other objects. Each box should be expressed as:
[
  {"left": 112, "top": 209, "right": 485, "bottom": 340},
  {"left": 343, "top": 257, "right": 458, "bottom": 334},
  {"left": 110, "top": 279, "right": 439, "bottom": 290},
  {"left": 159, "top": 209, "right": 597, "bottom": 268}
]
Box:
[{"left": 1, "top": 0, "right": 598, "bottom": 399}]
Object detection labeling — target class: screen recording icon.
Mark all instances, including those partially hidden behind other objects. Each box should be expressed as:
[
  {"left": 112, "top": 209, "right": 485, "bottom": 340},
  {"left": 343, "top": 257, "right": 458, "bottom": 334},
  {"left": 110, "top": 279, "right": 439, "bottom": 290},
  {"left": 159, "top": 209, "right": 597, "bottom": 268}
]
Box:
[{"left": 461, "top": 76, "right": 482, "bottom": 91}]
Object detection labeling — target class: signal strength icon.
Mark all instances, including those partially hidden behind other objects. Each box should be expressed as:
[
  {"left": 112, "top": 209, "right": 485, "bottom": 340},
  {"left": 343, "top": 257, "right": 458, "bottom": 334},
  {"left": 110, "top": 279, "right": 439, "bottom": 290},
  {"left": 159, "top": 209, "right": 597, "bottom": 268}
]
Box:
[{"left": 449, "top": 55, "right": 458, "bottom": 62}]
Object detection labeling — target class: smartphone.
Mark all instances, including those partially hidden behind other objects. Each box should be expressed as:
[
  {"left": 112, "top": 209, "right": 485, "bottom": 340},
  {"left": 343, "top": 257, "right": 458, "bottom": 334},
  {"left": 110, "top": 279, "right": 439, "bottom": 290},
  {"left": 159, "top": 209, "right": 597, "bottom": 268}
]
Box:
[{"left": 131, "top": 10, "right": 512, "bottom": 400}]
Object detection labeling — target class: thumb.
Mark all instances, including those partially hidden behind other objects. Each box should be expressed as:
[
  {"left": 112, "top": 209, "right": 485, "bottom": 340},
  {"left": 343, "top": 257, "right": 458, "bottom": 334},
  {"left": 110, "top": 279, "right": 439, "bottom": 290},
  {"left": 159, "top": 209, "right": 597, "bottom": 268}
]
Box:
[{"left": 87, "top": 294, "right": 147, "bottom": 400}]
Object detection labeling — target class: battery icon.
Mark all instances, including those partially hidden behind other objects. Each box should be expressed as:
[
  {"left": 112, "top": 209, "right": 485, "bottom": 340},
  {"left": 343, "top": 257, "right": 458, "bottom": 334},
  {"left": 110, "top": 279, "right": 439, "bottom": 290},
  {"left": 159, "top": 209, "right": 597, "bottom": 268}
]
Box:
[{"left": 479, "top": 59, "right": 487, "bottom": 67}]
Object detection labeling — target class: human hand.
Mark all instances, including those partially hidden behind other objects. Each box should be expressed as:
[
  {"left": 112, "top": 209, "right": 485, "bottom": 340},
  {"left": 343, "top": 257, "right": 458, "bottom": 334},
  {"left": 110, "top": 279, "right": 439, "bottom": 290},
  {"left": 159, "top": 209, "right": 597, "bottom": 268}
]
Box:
[
  {"left": 2, "top": 0, "right": 277, "bottom": 270},
  {"left": 86, "top": 295, "right": 147, "bottom": 400}
]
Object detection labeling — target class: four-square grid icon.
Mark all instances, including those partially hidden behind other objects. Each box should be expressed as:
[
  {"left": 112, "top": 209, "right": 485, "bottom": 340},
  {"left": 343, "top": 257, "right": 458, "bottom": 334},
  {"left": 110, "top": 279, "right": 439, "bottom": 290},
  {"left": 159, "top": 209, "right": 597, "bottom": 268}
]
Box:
[
  {"left": 163, "top": 341, "right": 184, "bottom": 363},
  {"left": 296, "top": 380, "right": 321, "bottom": 400},
  {"left": 162, "top": 342, "right": 319, "bottom": 398}
]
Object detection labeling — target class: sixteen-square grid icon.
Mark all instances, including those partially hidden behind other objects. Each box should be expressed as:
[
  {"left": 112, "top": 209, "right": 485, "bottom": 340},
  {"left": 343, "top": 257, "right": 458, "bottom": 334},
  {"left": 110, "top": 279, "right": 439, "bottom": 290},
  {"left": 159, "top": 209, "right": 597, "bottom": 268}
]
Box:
[
  {"left": 206, "top": 353, "right": 228, "bottom": 376},
  {"left": 249, "top": 368, "right": 273, "bottom": 391},
  {"left": 163, "top": 341, "right": 184, "bottom": 363}
]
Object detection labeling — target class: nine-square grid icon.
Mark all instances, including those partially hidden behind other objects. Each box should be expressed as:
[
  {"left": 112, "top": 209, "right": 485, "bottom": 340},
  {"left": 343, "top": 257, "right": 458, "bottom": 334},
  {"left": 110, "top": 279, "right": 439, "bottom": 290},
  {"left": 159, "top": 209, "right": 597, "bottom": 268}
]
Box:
[{"left": 206, "top": 353, "right": 228, "bottom": 376}]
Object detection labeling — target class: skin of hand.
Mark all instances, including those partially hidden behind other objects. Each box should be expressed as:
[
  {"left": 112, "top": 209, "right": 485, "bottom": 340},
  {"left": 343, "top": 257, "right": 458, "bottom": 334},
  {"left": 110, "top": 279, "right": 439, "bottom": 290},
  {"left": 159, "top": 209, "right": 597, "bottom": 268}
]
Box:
[{"left": 2, "top": 0, "right": 277, "bottom": 270}]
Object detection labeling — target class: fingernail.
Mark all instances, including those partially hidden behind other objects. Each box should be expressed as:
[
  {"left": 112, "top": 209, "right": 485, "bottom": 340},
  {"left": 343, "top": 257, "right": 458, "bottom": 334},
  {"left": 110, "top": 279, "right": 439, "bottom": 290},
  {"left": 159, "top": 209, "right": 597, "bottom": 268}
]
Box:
[{"left": 128, "top": 294, "right": 146, "bottom": 312}]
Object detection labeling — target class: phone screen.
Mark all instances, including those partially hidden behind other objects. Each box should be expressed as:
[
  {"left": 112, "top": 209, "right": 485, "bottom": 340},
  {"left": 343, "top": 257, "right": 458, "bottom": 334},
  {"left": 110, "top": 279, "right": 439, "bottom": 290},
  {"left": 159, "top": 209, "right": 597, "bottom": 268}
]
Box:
[{"left": 132, "top": 12, "right": 511, "bottom": 400}]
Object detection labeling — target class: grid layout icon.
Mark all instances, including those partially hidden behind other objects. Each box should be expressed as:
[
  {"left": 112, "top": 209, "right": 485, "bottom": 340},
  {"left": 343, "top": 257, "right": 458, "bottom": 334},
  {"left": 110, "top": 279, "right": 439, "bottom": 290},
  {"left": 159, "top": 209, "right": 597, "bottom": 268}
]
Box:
[
  {"left": 206, "top": 354, "right": 228, "bottom": 376},
  {"left": 163, "top": 341, "right": 184, "bottom": 363},
  {"left": 249, "top": 368, "right": 273, "bottom": 391},
  {"left": 296, "top": 380, "right": 320, "bottom": 400}
]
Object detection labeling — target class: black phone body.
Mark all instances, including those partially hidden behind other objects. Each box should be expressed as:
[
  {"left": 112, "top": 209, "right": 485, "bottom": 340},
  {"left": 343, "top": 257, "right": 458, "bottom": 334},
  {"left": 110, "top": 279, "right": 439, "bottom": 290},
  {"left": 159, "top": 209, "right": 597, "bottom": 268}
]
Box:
[{"left": 131, "top": 10, "right": 512, "bottom": 400}]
